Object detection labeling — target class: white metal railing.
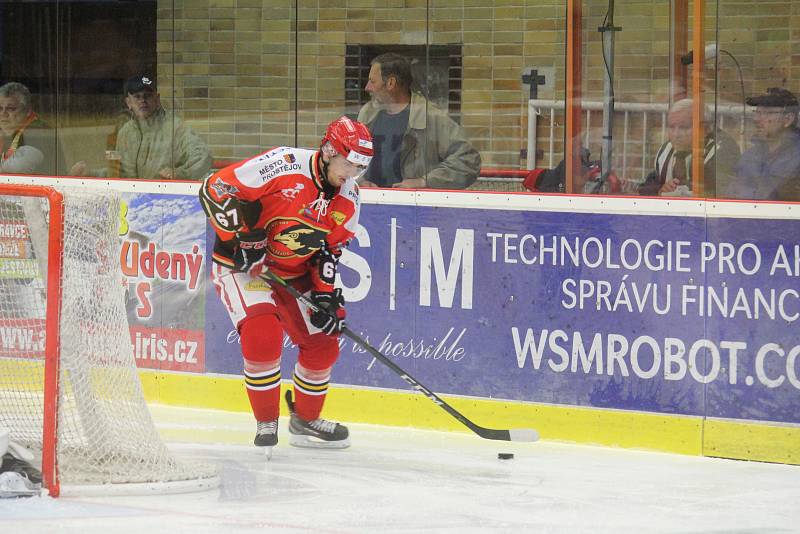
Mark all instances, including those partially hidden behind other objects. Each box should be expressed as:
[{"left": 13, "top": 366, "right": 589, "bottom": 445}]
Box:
[{"left": 526, "top": 99, "right": 748, "bottom": 177}]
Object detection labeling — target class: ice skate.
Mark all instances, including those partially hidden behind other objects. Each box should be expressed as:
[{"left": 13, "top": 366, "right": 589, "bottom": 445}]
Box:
[
  {"left": 254, "top": 420, "right": 278, "bottom": 460},
  {"left": 0, "top": 471, "right": 41, "bottom": 498},
  {"left": 285, "top": 390, "right": 350, "bottom": 449},
  {"left": 0, "top": 451, "right": 42, "bottom": 498}
]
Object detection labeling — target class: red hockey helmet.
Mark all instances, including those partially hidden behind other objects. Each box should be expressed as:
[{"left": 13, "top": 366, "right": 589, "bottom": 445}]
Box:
[{"left": 321, "top": 116, "right": 374, "bottom": 167}]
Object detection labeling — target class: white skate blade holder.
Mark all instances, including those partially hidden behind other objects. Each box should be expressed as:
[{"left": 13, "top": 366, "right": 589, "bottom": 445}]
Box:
[
  {"left": 289, "top": 434, "right": 351, "bottom": 449},
  {"left": 0, "top": 472, "right": 41, "bottom": 499}
]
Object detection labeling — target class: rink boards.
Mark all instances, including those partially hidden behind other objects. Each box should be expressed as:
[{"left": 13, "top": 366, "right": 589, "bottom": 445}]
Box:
[{"left": 1, "top": 174, "right": 798, "bottom": 465}]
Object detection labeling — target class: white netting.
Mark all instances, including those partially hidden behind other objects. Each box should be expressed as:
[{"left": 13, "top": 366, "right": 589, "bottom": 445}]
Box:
[{"left": 0, "top": 186, "right": 217, "bottom": 490}]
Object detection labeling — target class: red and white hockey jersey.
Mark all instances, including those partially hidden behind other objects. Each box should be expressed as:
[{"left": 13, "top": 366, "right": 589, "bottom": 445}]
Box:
[{"left": 199, "top": 146, "right": 361, "bottom": 290}]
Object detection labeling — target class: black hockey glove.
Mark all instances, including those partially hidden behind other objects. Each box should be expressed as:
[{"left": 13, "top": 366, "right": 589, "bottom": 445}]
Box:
[
  {"left": 311, "top": 244, "right": 341, "bottom": 290},
  {"left": 309, "top": 288, "right": 346, "bottom": 335},
  {"left": 233, "top": 229, "right": 269, "bottom": 275}
]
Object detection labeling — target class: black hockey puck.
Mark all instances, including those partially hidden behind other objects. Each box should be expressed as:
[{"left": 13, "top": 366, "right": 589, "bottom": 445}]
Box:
[{"left": 497, "top": 453, "right": 514, "bottom": 460}]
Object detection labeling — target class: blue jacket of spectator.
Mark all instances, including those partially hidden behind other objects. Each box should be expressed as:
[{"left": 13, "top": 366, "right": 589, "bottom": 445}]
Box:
[{"left": 729, "top": 128, "right": 800, "bottom": 200}]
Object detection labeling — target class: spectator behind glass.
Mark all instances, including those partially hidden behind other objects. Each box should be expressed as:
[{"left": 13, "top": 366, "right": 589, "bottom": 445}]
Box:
[
  {"left": 522, "top": 146, "right": 612, "bottom": 194},
  {"left": 0, "top": 82, "right": 66, "bottom": 175},
  {"left": 522, "top": 126, "right": 630, "bottom": 194},
  {"left": 71, "top": 75, "right": 211, "bottom": 180},
  {"left": 638, "top": 98, "right": 740, "bottom": 197},
  {"left": 356, "top": 53, "right": 481, "bottom": 189},
  {"left": 725, "top": 87, "right": 800, "bottom": 201}
]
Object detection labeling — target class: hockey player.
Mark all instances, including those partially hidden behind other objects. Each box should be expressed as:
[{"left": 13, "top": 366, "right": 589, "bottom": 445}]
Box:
[{"left": 199, "top": 116, "right": 373, "bottom": 456}]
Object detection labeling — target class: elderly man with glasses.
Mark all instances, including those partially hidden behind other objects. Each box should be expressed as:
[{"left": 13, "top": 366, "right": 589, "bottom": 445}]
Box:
[
  {"left": 726, "top": 87, "right": 800, "bottom": 201},
  {"left": 0, "top": 82, "right": 65, "bottom": 175}
]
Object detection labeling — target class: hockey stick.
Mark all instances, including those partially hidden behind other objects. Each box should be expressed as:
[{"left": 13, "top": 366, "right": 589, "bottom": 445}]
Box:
[{"left": 259, "top": 269, "right": 539, "bottom": 443}]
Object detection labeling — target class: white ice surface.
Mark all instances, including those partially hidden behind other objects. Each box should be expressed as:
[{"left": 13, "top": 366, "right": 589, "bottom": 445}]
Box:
[{"left": 0, "top": 405, "right": 798, "bottom": 534}]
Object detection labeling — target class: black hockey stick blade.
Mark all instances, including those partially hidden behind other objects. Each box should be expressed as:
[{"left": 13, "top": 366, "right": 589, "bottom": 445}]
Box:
[
  {"left": 258, "top": 270, "right": 540, "bottom": 443},
  {"left": 340, "top": 326, "right": 539, "bottom": 443}
]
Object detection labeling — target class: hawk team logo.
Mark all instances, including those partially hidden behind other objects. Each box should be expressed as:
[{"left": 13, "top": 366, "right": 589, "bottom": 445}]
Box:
[
  {"left": 265, "top": 218, "right": 327, "bottom": 258},
  {"left": 283, "top": 154, "right": 296, "bottom": 164},
  {"left": 210, "top": 177, "right": 240, "bottom": 200}
]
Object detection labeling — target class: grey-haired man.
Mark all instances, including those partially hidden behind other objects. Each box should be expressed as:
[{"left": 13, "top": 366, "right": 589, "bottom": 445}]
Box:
[
  {"left": 0, "top": 82, "right": 66, "bottom": 175},
  {"left": 726, "top": 87, "right": 800, "bottom": 201}
]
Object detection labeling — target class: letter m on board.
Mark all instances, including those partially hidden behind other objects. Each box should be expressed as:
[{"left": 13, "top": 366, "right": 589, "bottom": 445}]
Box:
[{"left": 419, "top": 227, "right": 474, "bottom": 309}]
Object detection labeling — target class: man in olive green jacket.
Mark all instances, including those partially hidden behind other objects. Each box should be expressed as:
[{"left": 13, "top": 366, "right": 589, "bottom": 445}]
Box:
[
  {"left": 71, "top": 75, "right": 211, "bottom": 181},
  {"left": 357, "top": 53, "right": 481, "bottom": 189}
]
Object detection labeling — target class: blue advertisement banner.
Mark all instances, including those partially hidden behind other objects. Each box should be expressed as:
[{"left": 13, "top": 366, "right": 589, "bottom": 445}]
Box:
[
  {"left": 4, "top": 178, "right": 794, "bottom": 433},
  {"left": 203, "top": 201, "right": 800, "bottom": 426}
]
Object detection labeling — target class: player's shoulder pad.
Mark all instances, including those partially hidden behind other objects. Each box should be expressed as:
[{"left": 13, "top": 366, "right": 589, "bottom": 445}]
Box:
[
  {"left": 337, "top": 177, "right": 361, "bottom": 207},
  {"left": 232, "top": 147, "right": 315, "bottom": 189},
  {"left": 328, "top": 178, "right": 361, "bottom": 232},
  {"left": 201, "top": 172, "right": 241, "bottom": 206}
]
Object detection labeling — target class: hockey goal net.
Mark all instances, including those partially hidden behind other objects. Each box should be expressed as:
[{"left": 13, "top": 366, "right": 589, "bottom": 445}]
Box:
[{"left": 0, "top": 183, "right": 217, "bottom": 496}]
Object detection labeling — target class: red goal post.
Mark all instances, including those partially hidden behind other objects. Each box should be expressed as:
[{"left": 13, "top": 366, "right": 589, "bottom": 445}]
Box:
[
  {"left": 0, "top": 184, "right": 63, "bottom": 494},
  {"left": 0, "top": 183, "right": 217, "bottom": 497}
]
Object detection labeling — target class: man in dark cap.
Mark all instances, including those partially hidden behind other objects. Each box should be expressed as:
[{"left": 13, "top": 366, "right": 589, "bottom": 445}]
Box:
[
  {"left": 123, "top": 75, "right": 159, "bottom": 122},
  {"left": 726, "top": 87, "right": 800, "bottom": 200},
  {"left": 71, "top": 75, "right": 211, "bottom": 180}
]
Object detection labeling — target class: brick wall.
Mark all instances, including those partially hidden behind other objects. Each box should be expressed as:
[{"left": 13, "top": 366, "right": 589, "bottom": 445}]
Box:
[{"left": 159, "top": 0, "right": 800, "bottom": 173}]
